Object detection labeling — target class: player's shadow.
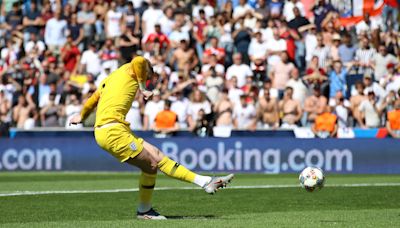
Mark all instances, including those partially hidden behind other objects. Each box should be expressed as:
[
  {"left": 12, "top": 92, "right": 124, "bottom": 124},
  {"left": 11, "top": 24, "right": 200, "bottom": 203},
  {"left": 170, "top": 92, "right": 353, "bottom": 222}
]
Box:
[{"left": 166, "top": 215, "right": 217, "bottom": 220}]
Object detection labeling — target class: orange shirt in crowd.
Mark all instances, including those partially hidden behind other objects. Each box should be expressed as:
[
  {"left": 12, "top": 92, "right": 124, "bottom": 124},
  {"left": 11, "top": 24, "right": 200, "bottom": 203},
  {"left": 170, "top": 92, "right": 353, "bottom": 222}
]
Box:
[
  {"left": 155, "top": 110, "right": 178, "bottom": 129},
  {"left": 315, "top": 112, "right": 337, "bottom": 133},
  {"left": 387, "top": 110, "right": 400, "bottom": 130}
]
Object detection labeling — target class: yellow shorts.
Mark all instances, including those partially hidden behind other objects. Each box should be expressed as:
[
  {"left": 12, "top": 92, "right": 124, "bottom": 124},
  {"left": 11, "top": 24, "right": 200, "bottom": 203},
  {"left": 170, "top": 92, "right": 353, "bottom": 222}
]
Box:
[{"left": 94, "top": 123, "right": 144, "bottom": 162}]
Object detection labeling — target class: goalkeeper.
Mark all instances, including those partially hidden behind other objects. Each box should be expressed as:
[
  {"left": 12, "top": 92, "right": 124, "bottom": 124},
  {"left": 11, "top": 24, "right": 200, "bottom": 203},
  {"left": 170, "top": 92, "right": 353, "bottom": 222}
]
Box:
[{"left": 69, "top": 56, "right": 234, "bottom": 220}]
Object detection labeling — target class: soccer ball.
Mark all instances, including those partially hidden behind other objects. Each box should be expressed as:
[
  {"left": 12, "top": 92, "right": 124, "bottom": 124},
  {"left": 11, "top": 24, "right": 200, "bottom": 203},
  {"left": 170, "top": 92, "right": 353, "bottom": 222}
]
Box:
[{"left": 299, "top": 167, "right": 325, "bottom": 192}]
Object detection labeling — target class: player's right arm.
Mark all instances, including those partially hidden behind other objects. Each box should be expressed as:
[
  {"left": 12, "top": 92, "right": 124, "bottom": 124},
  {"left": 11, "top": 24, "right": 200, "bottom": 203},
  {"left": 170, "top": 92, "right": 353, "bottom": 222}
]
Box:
[{"left": 69, "top": 90, "right": 100, "bottom": 125}]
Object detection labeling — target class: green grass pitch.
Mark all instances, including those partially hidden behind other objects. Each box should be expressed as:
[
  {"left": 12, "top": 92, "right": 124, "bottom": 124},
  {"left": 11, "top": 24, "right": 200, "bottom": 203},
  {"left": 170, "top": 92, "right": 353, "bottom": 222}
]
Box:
[{"left": 0, "top": 172, "right": 400, "bottom": 227}]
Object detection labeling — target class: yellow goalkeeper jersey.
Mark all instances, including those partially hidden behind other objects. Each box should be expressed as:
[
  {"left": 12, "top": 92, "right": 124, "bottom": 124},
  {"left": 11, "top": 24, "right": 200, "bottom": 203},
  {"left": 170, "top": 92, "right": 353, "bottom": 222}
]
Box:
[{"left": 80, "top": 56, "right": 149, "bottom": 127}]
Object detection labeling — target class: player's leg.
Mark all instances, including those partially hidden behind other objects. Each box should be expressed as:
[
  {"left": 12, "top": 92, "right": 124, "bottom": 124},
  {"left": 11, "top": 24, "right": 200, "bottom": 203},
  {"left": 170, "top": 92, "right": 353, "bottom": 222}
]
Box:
[
  {"left": 129, "top": 140, "right": 234, "bottom": 193},
  {"left": 126, "top": 158, "right": 157, "bottom": 214}
]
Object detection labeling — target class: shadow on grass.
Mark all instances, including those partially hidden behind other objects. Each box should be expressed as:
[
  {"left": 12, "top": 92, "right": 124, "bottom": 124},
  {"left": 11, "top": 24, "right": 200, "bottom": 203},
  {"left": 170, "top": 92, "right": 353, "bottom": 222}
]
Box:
[{"left": 165, "top": 215, "right": 218, "bottom": 220}]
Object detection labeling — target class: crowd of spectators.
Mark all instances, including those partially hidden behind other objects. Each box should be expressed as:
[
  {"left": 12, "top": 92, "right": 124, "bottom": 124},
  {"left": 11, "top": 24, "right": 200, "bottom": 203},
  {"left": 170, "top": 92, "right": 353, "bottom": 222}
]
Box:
[{"left": 0, "top": 0, "right": 400, "bottom": 138}]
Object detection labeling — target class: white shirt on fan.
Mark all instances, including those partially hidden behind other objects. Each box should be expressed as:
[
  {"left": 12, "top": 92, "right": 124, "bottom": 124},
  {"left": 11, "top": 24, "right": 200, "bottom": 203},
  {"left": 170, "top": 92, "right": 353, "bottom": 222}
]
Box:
[
  {"left": 234, "top": 103, "right": 256, "bottom": 129},
  {"left": 226, "top": 64, "right": 253, "bottom": 88},
  {"left": 126, "top": 101, "right": 142, "bottom": 130},
  {"left": 144, "top": 100, "right": 164, "bottom": 129}
]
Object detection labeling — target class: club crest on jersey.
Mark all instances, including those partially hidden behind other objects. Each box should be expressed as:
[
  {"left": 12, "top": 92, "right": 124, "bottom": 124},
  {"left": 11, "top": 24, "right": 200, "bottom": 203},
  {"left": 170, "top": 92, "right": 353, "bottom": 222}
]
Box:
[{"left": 130, "top": 143, "right": 137, "bottom": 151}]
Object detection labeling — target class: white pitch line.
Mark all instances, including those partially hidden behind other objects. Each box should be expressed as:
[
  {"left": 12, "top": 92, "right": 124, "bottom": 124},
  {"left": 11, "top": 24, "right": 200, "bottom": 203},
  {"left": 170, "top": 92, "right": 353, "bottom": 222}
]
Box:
[{"left": 1, "top": 183, "right": 400, "bottom": 197}]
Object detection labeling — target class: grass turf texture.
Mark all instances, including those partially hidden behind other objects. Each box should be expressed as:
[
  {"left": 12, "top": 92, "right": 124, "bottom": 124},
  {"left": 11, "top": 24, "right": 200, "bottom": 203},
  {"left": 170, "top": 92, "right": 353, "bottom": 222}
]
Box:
[{"left": 1, "top": 173, "right": 400, "bottom": 227}]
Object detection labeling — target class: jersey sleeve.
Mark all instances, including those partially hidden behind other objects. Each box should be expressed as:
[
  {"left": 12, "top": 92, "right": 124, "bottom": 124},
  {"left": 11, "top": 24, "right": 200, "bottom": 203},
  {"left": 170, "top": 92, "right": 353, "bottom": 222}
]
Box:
[
  {"left": 80, "top": 89, "right": 100, "bottom": 120},
  {"left": 131, "top": 56, "right": 148, "bottom": 89}
]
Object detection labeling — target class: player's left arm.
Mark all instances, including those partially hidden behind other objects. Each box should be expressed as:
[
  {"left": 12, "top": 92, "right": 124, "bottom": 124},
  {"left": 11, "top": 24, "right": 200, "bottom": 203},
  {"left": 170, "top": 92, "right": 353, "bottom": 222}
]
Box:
[{"left": 70, "top": 90, "right": 100, "bottom": 125}]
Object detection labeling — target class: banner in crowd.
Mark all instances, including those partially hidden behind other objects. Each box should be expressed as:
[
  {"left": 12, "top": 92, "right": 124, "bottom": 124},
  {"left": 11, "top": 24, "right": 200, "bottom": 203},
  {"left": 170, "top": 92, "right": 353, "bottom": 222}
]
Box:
[{"left": 0, "top": 137, "right": 399, "bottom": 174}]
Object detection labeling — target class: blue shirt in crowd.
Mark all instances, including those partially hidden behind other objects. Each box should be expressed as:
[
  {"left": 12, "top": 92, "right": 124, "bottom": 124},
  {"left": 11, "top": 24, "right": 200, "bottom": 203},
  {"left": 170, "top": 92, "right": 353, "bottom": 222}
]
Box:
[{"left": 329, "top": 68, "right": 348, "bottom": 98}]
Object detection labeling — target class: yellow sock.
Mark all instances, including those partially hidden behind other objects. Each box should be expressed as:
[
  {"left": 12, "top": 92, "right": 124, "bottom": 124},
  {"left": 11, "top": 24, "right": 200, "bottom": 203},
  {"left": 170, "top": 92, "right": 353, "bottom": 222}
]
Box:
[
  {"left": 138, "top": 172, "right": 156, "bottom": 213},
  {"left": 157, "top": 156, "right": 196, "bottom": 183}
]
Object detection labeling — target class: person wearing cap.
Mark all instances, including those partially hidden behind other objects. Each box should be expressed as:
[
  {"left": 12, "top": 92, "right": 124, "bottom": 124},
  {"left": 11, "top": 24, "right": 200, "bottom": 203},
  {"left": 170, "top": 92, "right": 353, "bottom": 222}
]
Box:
[
  {"left": 363, "top": 73, "right": 386, "bottom": 102},
  {"left": 69, "top": 56, "right": 234, "bottom": 219},
  {"left": 386, "top": 99, "right": 400, "bottom": 138},
  {"left": 330, "top": 33, "right": 341, "bottom": 61}
]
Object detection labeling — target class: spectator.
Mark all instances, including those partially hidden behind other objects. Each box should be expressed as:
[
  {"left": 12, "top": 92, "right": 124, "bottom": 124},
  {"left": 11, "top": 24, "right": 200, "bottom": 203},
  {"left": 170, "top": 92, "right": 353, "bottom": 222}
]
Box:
[
  {"left": 233, "top": 0, "right": 253, "bottom": 19},
  {"left": 386, "top": 99, "right": 400, "bottom": 138},
  {"left": 232, "top": 17, "right": 252, "bottom": 62},
  {"left": 338, "top": 33, "right": 356, "bottom": 64},
  {"left": 105, "top": 2, "right": 124, "bottom": 39},
  {"left": 193, "top": 0, "right": 214, "bottom": 20},
  {"left": 77, "top": 2, "right": 96, "bottom": 50},
  {"left": 357, "top": 91, "right": 383, "bottom": 128},
  {"left": 159, "top": 7, "right": 174, "bottom": 36},
  {"left": 24, "top": 33, "right": 45, "bottom": 56},
  {"left": 330, "top": 91, "right": 350, "bottom": 128},
  {"left": 0, "top": 89, "right": 11, "bottom": 125},
  {"left": 355, "top": 36, "right": 376, "bottom": 75},
  {"left": 257, "top": 88, "right": 279, "bottom": 129},
  {"left": 44, "top": 9, "right": 67, "bottom": 54},
  {"left": 188, "top": 89, "right": 211, "bottom": 130},
  {"left": 312, "top": 106, "right": 337, "bottom": 138},
  {"left": 192, "top": 108, "right": 212, "bottom": 137},
  {"left": 383, "top": 63, "right": 400, "bottom": 93},
  {"left": 270, "top": 52, "right": 295, "bottom": 97},
  {"left": 170, "top": 40, "right": 198, "bottom": 73},
  {"left": 279, "top": 87, "right": 302, "bottom": 128},
  {"left": 329, "top": 60, "right": 353, "bottom": 99},
  {"left": 303, "top": 85, "right": 327, "bottom": 126},
  {"left": 119, "top": 26, "right": 140, "bottom": 63},
  {"left": 350, "top": 81, "right": 367, "bottom": 127},
  {"left": 64, "top": 94, "right": 82, "bottom": 129},
  {"left": 259, "top": 78, "right": 279, "bottom": 99},
  {"left": 363, "top": 74, "right": 386, "bottom": 102},
  {"left": 141, "top": 0, "right": 164, "bottom": 36},
  {"left": 67, "top": 13, "right": 84, "bottom": 47},
  {"left": 214, "top": 89, "right": 235, "bottom": 127},
  {"left": 312, "top": 0, "right": 335, "bottom": 31},
  {"left": 228, "top": 77, "right": 244, "bottom": 106},
  {"left": 372, "top": 44, "right": 398, "bottom": 83},
  {"left": 61, "top": 36, "right": 81, "bottom": 73},
  {"left": 205, "top": 66, "right": 224, "bottom": 104},
  {"left": 99, "top": 39, "right": 119, "bottom": 72},
  {"left": 312, "top": 34, "right": 331, "bottom": 71},
  {"left": 226, "top": 53, "right": 253, "bottom": 88},
  {"left": 143, "top": 24, "right": 170, "bottom": 56},
  {"left": 143, "top": 89, "right": 164, "bottom": 130},
  {"left": 126, "top": 96, "right": 143, "bottom": 131},
  {"left": 154, "top": 100, "right": 179, "bottom": 135},
  {"left": 12, "top": 94, "right": 36, "bottom": 129},
  {"left": 5, "top": 2, "right": 23, "bottom": 33},
  {"left": 203, "top": 37, "right": 226, "bottom": 64},
  {"left": 248, "top": 31, "right": 267, "bottom": 72},
  {"left": 40, "top": 93, "right": 61, "bottom": 127},
  {"left": 283, "top": 0, "right": 305, "bottom": 22},
  {"left": 80, "top": 42, "right": 101, "bottom": 76},
  {"left": 266, "top": 27, "right": 287, "bottom": 67},
  {"left": 234, "top": 95, "right": 256, "bottom": 130},
  {"left": 23, "top": 1, "right": 43, "bottom": 44},
  {"left": 170, "top": 90, "right": 190, "bottom": 129},
  {"left": 286, "top": 68, "right": 308, "bottom": 104}
]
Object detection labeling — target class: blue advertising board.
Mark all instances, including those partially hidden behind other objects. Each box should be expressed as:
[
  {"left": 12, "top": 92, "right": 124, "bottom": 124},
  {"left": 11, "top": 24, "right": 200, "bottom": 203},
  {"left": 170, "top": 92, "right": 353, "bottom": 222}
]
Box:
[{"left": 0, "top": 137, "right": 400, "bottom": 174}]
